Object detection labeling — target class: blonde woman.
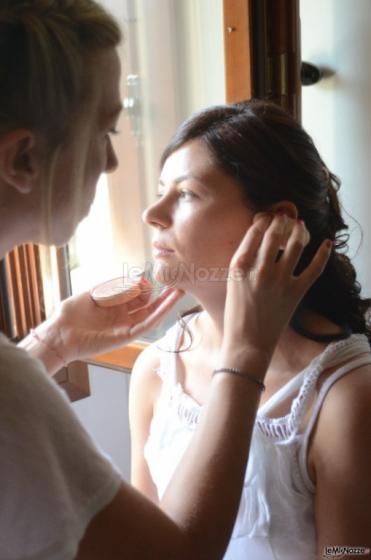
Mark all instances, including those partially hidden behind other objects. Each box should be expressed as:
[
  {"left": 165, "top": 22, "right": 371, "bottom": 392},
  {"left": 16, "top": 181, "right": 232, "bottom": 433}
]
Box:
[{"left": 0, "top": 2, "right": 330, "bottom": 559}]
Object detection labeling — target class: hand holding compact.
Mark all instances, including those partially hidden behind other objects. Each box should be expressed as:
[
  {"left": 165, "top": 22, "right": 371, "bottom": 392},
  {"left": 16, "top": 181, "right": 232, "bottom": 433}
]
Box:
[{"left": 29, "top": 278, "right": 184, "bottom": 373}]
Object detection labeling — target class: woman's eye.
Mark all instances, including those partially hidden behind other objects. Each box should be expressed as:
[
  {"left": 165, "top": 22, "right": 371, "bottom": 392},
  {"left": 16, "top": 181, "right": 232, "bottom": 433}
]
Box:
[
  {"left": 155, "top": 189, "right": 197, "bottom": 201},
  {"left": 179, "top": 189, "right": 197, "bottom": 200}
]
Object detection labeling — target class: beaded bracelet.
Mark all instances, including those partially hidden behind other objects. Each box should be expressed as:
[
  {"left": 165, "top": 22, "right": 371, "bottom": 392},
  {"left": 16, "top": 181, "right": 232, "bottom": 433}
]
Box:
[
  {"left": 30, "top": 329, "right": 68, "bottom": 368},
  {"left": 213, "top": 367, "right": 266, "bottom": 392}
]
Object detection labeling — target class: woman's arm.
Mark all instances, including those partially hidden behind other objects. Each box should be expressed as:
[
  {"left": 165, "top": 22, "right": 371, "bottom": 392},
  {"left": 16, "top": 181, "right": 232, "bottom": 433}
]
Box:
[
  {"left": 19, "top": 283, "right": 184, "bottom": 375},
  {"left": 311, "top": 366, "right": 371, "bottom": 559},
  {"left": 129, "top": 344, "right": 162, "bottom": 504}
]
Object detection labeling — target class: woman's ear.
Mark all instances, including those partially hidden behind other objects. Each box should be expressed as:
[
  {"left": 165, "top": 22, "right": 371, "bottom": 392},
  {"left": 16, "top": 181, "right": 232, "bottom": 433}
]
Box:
[
  {"left": 269, "top": 200, "right": 298, "bottom": 220},
  {"left": 0, "top": 129, "right": 38, "bottom": 194}
]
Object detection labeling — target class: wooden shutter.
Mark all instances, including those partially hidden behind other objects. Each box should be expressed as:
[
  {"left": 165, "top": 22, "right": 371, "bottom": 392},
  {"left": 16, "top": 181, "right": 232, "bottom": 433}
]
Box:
[
  {"left": 223, "top": 0, "right": 254, "bottom": 102},
  {"left": 0, "top": 245, "right": 90, "bottom": 402},
  {"left": 0, "top": 245, "right": 45, "bottom": 341},
  {"left": 223, "top": 0, "right": 301, "bottom": 120}
]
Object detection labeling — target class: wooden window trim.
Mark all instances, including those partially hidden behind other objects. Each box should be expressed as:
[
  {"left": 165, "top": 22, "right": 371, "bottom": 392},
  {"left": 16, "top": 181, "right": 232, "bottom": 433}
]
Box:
[
  {"left": 54, "top": 361, "right": 91, "bottom": 402},
  {"left": 88, "top": 341, "right": 147, "bottom": 373},
  {"left": 223, "top": 0, "right": 253, "bottom": 102}
]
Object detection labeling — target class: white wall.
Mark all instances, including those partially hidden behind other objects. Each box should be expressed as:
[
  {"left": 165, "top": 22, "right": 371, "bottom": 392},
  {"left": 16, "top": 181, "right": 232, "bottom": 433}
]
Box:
[
  {"left": 301, "top": 0, "right": 371, "bottom": 296},
  {"left": 72, "top": 366, "right": 131, "bottom": 480}
]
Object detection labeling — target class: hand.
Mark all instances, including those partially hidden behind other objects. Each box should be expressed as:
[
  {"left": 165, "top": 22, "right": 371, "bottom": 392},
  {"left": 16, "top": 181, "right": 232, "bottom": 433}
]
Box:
[
  {"left": 221, "top": 213, "right": 331, "bottom": 373},
  {"left": 35, "top": 279, "right": 184, "bottom": 369}
]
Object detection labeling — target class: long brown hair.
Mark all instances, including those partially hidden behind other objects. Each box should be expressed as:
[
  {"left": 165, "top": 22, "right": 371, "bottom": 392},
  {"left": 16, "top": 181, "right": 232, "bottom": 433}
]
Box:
[{"left": 161, "top": 100, "right": 371, "bottom": 344}]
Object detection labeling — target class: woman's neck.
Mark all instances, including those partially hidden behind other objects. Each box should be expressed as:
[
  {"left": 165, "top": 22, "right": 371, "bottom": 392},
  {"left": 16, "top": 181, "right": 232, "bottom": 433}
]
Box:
[
  {"left": 190, "top": 290, "right": 330, "bottom": 380},
  {"left": 0, "top": 220, "right": 31, "bottom": 258},
  {"left": 0, "top": 202, "right": 38, "bottom": 258}
]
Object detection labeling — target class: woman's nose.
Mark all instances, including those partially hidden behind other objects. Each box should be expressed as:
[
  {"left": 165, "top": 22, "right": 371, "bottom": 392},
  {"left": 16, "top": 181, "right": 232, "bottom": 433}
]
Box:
[{"left": 142, "top": 198, "right": 171, "bottom": 229}]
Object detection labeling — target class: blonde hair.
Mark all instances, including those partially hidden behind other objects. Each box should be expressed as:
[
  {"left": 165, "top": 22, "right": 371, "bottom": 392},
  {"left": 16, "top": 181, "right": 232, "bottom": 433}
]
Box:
[
  {"left": 0, "top": 0, "right": 122, "bottom": 243},
  {"left": 0, "top": 0, "right": 121, "bottom": 145}
]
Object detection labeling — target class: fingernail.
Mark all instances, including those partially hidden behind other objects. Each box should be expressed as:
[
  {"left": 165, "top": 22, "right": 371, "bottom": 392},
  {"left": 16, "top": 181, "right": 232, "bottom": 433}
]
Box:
[{"left": 326, "top": 239, "right": 333, "bottom": 249}]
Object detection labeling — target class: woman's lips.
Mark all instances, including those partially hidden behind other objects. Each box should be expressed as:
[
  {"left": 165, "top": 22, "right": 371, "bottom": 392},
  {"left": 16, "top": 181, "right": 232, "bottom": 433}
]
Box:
[{"left": 152, "top": 241, "right": 174, "bottom": 258}]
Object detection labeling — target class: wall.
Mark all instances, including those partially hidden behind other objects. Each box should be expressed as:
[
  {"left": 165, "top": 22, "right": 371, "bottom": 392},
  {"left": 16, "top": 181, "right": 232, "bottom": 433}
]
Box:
[
  {"left": 73, "top": 365, "right": 131, "bottom": 479},
  {"left": 301, "top": 0, "right": 371, "bottom": 296}
]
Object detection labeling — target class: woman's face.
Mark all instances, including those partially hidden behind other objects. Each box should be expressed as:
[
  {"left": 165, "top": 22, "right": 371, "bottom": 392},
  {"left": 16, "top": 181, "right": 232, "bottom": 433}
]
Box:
[
  {"left": 143, "top": 139, "right": 254, "bottom": 293},
  {"left": 49, "top": 48, "right": 122, "bottom": 245}
]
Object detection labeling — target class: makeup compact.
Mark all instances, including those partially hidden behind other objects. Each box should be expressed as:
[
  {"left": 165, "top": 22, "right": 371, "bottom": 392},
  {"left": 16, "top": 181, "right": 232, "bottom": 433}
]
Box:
[{"left": 90, "top": 277, "right": 142, "bottom": 307}]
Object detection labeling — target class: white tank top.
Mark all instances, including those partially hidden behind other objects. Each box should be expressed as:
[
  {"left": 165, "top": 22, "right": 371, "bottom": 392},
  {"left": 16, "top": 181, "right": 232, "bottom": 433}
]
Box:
[{"left": 144, "top": 316, "right": 371, "bottom": 560}]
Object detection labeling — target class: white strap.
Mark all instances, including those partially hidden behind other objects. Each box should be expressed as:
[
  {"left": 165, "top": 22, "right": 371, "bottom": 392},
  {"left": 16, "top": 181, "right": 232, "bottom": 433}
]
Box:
[
  {"left": 259, "top": 335, "right": 370, "bottom": 416},
  {"left": 299, "top": 354, "right": 371, "bottom": 492},
  {"left": 318, "top": 334, "right": 371, "bottom": 369},
  {"left": 258, "top": 370, "right": 306, "bottom": 415}
]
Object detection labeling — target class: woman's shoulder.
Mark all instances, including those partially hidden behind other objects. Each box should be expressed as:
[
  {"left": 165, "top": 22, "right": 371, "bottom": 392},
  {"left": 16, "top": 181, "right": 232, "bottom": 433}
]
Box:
[
  {"left": 0, "top": 333, "right": 36, "bottom": 367},
  {"left": 131, "top": 342, "right": 162, "bottom": 385},
  {"left": 310, "top": 359, "right": 371, "bottom": 461},
  {"left": 307, "top": 360, "right": 371, "bottom": 493},
  {"left": 0, "top": 334, "right": 78, "bottom": 430},
  {"left": 320, "top": 359, "right": 371, "bottom": 412},
  {"left": 315, "top": 332, "right": 371, "bottom": 387},
  {"left": 132, "top": 313, "right": 194, "bottom": 377},
  {"left": 0, "top": 333, "right": 50, "bottom": 389}
]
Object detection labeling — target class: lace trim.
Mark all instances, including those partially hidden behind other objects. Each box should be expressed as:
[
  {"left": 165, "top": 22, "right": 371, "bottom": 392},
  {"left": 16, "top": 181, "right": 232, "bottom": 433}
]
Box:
[
  {"left": 257, "top": 415, "right": 293, "bottom": 440},
  {"left": 172, "top": 383, "right": 201, "bottom": 428},
  {"left": 258, "top": 334, "right": 369, "bottom": 440},
  {"left": 165, "top": 334, "right": 369, "bottom": 439}
]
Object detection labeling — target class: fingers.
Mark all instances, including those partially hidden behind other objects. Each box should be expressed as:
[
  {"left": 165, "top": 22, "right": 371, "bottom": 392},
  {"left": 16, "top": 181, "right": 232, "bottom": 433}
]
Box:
[
  {"left": 125, "top": 278, "right": 153, "bottom": 312},
  {"left": 256, "top": 214, "right": 290, "bottom": 268},
  {"left": 230, "top": 214, "right": 306, "bottom": 280},
  {"left": 231, "top": 213, "right": 272, "bottom": 271},
  {"left": 128, "top": 288, "right": 184, "bottom": 339},
  {"left": 278, "top": 220, "right": 310, "bottom": 274},
  {"left": 296, "top": 239, "right": 332, "bottom": 295},
  {"left": 241, "top": 211, "right": 327, "bottom": 302}
]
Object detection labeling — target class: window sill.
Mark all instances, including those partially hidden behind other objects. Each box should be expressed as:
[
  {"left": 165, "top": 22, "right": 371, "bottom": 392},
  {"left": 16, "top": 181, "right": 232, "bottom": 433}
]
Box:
[{"left": 87, "top": 341, "right": 147, "bottom": 372}]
